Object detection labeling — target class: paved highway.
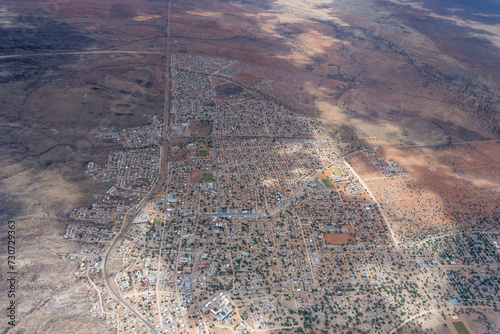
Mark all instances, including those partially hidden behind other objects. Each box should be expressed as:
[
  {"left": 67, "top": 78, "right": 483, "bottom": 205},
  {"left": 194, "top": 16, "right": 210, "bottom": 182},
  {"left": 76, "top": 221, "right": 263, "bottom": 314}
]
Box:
[{"left": 102, "top": 1, "right": 172, "bottom": 333}]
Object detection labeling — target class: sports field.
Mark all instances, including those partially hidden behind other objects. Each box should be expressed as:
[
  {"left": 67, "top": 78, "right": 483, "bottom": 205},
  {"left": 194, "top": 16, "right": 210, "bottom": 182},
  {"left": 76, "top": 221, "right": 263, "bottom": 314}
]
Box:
[
  {"left": 452, "top": 322, "right": 469, "bottom": 334},
  {"left": 322, "top": 179, "right": 334, "bottom": 188},
  {"left": 203, "top": 173, "right": 214, "bottom": 181}
]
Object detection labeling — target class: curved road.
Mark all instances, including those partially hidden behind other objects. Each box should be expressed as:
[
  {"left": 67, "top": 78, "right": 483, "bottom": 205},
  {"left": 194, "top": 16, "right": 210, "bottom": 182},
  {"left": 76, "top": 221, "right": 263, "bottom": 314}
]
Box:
[{"left": 102, "top": 1, "right": 172, "bottom": 333}]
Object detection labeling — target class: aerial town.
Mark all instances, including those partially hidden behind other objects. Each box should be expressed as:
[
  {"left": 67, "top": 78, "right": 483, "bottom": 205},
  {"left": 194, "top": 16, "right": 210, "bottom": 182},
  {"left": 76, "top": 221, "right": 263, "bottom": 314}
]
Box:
[
  {"left": 55, "top": 54, "right": 500, "bottom": 334},
  {"left": 3, "top": 0, "right": 500, "bottom": 332}
]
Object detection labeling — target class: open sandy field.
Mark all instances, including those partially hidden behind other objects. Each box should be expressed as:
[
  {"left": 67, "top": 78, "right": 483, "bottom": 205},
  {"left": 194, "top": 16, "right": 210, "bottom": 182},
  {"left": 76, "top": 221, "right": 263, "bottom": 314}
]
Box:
[
  {"left": 324, "top": 232, "right": 352, "bottom": 245},
  {"left": 360, "top": 142, "right": 500, "bottom": 242}
]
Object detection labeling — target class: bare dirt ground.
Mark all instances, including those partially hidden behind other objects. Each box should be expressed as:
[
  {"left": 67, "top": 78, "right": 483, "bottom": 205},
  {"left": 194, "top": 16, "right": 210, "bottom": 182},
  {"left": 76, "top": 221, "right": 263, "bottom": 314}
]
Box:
[
  {"left": 188, "top": 119, "right": 213, "bottom": 137},
  {"left": 190, "top": 171, "right": 203, "bottom": 183},
  {"left": 363, "top": 143, "right": 500, "bottom": 241},
  {"left": 0, "top": 1, "right": 167, "bottom": 332},
  {"left": 0, "top": 52, "right": 164, "bottom": 217},
  {"left": 0, "top": 253, "right": 110, "bottom": 334},
  {"left": 346, "top": 152, "right": 386, "bottom": 179},
  {"left": 168, "top": 0, "right": 500, "bottom": 137},
  {"left": 324, "top": 231, "right": 354, "bottom": 245}
]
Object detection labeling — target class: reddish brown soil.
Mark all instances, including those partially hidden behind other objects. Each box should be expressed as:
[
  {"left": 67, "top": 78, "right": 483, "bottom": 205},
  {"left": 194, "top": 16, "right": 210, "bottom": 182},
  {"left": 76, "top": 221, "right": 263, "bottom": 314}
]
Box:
[
  {"left": 346, "top": 152, "right": 385, "bottom": 179},
  {"left": 363, "top": 143, "right": 500, "bottom": 241},
  {"left": 324, "top": 232, "right": 351, "bottom": 245},
  {"left": 190, "top": 171, "right": 202, "bottom": 183},
  {"left": 232, "top": 72, "right": 262, "bottom": 86}
]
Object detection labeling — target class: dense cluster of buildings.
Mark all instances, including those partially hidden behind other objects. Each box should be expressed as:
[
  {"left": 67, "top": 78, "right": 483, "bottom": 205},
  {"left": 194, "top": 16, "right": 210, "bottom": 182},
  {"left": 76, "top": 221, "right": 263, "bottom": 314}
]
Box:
[{"left": 66, "top": 54, "right": 500, "bottom": 334}]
